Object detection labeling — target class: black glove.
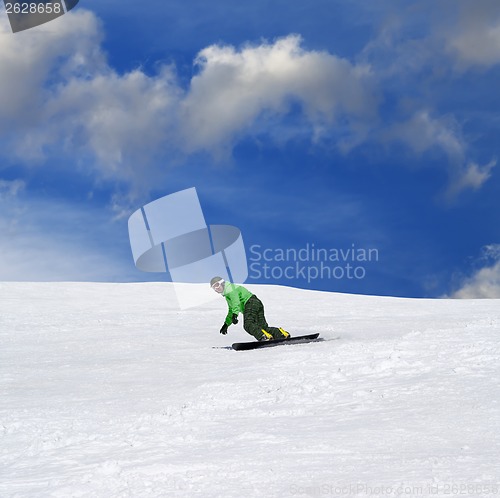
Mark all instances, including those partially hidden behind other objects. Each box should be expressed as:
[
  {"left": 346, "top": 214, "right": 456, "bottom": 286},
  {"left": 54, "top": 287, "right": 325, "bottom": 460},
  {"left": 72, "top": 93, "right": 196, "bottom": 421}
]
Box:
[
  {"left": 231, "top": 313, "right": 239, "bottom": 325},
  {"left": 220, "top": 323, "right": 228, "bottom": 335}
]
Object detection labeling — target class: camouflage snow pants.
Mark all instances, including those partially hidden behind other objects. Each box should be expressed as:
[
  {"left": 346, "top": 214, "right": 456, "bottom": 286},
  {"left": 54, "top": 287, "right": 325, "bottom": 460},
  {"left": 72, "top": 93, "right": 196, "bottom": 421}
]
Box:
[{"left": 243, "top": 295, "right": 282, "bottom": 340}]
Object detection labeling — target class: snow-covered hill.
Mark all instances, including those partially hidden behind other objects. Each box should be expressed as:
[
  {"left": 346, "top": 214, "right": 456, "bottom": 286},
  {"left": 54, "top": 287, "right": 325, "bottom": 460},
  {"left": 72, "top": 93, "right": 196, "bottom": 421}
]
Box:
[{"left": 1, "top": 283, "right": 499, "bottom": 497}]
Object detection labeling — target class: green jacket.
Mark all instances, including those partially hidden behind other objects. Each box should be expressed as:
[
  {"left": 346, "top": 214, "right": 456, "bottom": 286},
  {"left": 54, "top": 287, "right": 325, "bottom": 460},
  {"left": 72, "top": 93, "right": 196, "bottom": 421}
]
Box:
[{"left": 223, "top": 283, "right": 253, "bottom": 325}]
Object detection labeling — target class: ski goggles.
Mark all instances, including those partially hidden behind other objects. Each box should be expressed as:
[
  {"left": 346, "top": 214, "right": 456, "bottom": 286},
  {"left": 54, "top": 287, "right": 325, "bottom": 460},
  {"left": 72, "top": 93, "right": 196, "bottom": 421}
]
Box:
[{"left": 211, "top": 279, "right": 225, "bottom": 290}]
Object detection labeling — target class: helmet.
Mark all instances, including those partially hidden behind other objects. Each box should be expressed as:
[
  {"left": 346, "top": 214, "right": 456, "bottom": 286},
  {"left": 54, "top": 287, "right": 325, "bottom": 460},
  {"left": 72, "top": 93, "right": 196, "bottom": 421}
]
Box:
[{"left": 210, "top": 276, "right": 224, "bottom": 287}]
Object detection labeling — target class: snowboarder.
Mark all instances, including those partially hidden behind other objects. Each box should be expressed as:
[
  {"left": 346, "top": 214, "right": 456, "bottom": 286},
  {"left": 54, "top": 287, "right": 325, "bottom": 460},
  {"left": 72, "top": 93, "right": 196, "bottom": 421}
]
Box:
[{"left": 210, "top": 276, "right": 291, "bottom": 341}]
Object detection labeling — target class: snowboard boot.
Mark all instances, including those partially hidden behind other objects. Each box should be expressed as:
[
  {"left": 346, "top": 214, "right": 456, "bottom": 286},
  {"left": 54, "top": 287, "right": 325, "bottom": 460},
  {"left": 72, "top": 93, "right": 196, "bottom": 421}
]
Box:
[
  {"left": 259, "top": 329, "right": 273, "bottom": 341},
  {"left": 278, "top": 327, "right": 291, "bottom": 339},
  {"left": 266, "top": 327, "right": 290, "bottom": 340}
]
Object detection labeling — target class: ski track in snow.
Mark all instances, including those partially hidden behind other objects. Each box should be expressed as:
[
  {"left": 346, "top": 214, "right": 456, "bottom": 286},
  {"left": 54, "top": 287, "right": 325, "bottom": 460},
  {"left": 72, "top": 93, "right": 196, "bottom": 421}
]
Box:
[{"left": 1, "top": 282, "right": 499, "bottom": 497}]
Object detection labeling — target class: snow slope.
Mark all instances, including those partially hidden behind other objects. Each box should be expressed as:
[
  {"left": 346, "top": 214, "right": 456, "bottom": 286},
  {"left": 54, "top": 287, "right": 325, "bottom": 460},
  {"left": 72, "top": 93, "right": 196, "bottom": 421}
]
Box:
[{"left": 1, "top": 282, "right": 499, "bottom": 497}]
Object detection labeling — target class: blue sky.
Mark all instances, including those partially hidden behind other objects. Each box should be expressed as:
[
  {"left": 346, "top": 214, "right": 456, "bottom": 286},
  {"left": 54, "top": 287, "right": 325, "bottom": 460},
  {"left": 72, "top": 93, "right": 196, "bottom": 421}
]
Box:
[{"left": 1, "top": 0, "right": 500, "bottom": 298}]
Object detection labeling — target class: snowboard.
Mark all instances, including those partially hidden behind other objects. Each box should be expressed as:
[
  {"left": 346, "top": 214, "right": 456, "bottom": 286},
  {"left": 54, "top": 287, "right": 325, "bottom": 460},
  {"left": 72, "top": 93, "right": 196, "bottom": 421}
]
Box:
[{"left": 232, "top": 333, "right": 321, "bottom": 351}]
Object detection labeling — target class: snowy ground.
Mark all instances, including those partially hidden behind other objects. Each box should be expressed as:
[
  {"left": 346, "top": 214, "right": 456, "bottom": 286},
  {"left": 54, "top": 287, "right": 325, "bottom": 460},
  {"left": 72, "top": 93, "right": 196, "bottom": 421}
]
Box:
[{"left": 1, "top": 282, "right": 500, "bottom": 498}]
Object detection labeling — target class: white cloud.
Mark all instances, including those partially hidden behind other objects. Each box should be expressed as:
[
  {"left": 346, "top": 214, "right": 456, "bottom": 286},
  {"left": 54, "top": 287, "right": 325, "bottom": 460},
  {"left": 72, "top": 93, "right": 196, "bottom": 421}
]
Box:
[
  {"left": 384, "top": 111, "right": 496, "bottom": 198},
  {"left": 1, "top": 10, "right": 177, "bottom": 179},
  {"left": 444, "top": 1, "right": 500, "bottom": 68},
  {"left": 451, "top": 262, "right": 500, "bottom": 299},
  {"left": 450, "top": 244, "right": 500, "bottom": 298},
  {"left": 387, "top": 111, "right": 465, "bottom": 163},
  {"left": 1, "top": 12, "right": 377, "bottom": 178},
  {"left": 362, "top": 1, "right": 500, "bottom": 72},
  {"left": 445, "top": 159, "right": 497, "bottom": 200},
  {"left": 40, "top": 67, "right": 180, "bottom": 181},
  {"left": 0, "top": 190, "right": 134, "bottom": 281},
  {"left": 181, "top": 35, "right": 376, "bottom": 153},
  {"left": 447, "top": 25, "right": 500, "bottom": 68},
  {"left": 0, "top": 8, "right": 495, "bottom": 199},
  {"left": 0, "top": 178, "right": 25, "bottom": 199},
  {"left": 0, "top": 10, "right": 105, "bottom": 133}
]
